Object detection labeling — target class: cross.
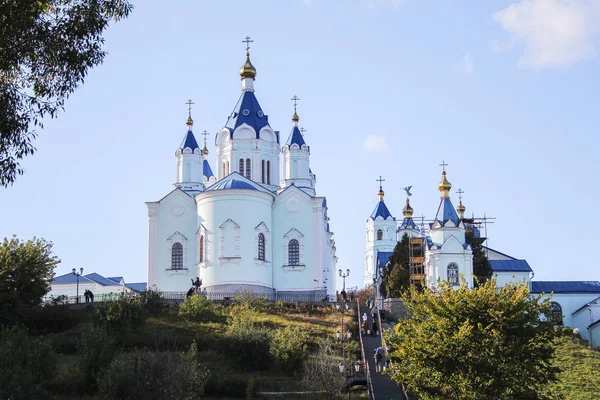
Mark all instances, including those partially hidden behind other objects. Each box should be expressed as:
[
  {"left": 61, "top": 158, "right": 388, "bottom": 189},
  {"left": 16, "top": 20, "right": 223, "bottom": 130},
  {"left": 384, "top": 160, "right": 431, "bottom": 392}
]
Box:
[
  {"left": 242, "top": 36, "right": 253, "bottom": 51},
  {"left": 291, "top": 95, "right": 300, "bottom": 113},
  {"left": 457, "top": 188, "right": 464, "bottom": 202},
  {"left": 186, "top": 99, "right": 194, "bottom": 117},
  {"left": 300, "top": 127, "right": 306, "bottom": 136},
  {"left": 201, "top": 130, "right": 210, "bottom": 146},
  {"left": 439, "top": 160, "right": 448, "bottom": 172},
  {"left": 376, "top": 176, "right": 385, "bottom": 189}
]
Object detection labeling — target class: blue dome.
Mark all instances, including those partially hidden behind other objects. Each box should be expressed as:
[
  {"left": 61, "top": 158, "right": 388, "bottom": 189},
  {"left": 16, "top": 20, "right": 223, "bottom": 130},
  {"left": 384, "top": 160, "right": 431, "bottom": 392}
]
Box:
[
  {"left": 370, "top": 201, "right": 394, "bottom": 220},
  {"left": 224, "top": 91, "right": 270, "bottom": 138},
  {"left": 286, "top": 126, "right": 306, "bottom": 147},
  {"left": 180, "top": 131, "right": 200, "bottom": 151},
  {"left": 206, "top": 179, "right": 258, "bottom": 191}
]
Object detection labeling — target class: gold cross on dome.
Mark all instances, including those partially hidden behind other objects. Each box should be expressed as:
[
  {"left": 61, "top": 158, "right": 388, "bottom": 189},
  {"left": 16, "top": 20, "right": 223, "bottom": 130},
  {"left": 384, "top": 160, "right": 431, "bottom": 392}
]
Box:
[
  {"left": 457, "top": 188, "right": 464, "bottom": 201},
  {"left": 439, "top": 160, "right": 448, "bottom": 172},
  {"left": 376, "top": 176, "right": 385, "bottom": 188},
  {"left": 242, "top": 36, "right": 253, "bottom": 51},
  {"left": 186, "top": 99, "right": 194, "bottom": 117},
  {"left": 201, "top": 130, "right": 209, "bottom": 145}
]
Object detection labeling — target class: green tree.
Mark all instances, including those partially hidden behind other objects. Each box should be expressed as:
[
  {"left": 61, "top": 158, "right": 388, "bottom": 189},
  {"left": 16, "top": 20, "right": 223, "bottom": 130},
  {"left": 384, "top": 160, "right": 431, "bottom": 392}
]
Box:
[
  {"left": 0, "top": 0, "right": 133, "bottom": 187},
  {"left": 0, "top": 236, "right": 59, "bottom": 323},
  {"left": 465, "top": 225, "right": 492, "bottom": 286},
  {"left": 386, "top": 278, "right": 558, "bottom": 400},
  {"left": 380, "top": 233, "right": 410, "bottom": 298}
]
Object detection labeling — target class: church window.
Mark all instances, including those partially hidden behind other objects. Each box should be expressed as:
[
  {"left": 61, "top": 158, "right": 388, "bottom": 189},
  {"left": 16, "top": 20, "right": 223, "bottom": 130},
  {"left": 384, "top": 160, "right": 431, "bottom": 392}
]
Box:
[
  {"left": 245, "top": 159, "right": 251, "bottom": 179},
  {"left": 261, "top": 160, "right": 265, "bottom": 183},
  {"left": 199, "top": 235, "right": 205, "bottom": 263},
  {"left": 447, "top": 262, "right": 459, "bottom": 285},
  {"left": 239, "top": 159, "right": 245, "bottom": 176},
  {"left": 288, "top": 239, "right": 300, "bottom": 266},
  {"left": 258, "top": 233, "right": 265, "bottom": 261},
  {"left": 267, "top": 161, "right": 271, "bottom": 184},
  {"left": 171, "top": 243, "right": 183, "bottom": 269},
  {"left": 548, "top": 302, "right": 563, "bottom": 325},
  {"left": 376, "top": 229, "right": 383, "bottom": 241}
]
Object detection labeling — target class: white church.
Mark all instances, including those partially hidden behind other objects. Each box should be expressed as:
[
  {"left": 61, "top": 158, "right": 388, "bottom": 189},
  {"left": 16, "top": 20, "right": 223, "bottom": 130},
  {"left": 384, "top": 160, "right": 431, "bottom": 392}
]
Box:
[
  {"left": 145, "top": 43, "right": 336, "bottom": 299},
  {"left": 364, "top": 168, "right": 600, "bottom": 347}
]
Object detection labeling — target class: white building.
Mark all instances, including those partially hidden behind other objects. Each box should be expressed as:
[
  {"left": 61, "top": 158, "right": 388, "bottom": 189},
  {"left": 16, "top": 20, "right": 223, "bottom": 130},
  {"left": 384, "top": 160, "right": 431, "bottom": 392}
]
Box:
[
  {"left": 366, "top": 168, "right": 600, "bottom": 347},
  {"left": 146, "top": 46, "right": 336, "bottom": 298},
  {"left": 49, "top": 272, "right": 145, "bottom": 301}
]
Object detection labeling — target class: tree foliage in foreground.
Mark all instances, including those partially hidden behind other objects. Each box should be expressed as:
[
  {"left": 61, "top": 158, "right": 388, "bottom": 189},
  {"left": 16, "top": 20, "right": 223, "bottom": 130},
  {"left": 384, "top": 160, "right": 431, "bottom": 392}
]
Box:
[
  {"left": 380, "top": 233, "right": 410, "bottom": 298},
  {"left": 386, "top": 278, "right": 559, "bottom": 400},
  {"left": 0, "top": 236, "right": 60, "bottom": 323},
  {"left": 0, "top": 0, "right": 133, "bottom": 187}
]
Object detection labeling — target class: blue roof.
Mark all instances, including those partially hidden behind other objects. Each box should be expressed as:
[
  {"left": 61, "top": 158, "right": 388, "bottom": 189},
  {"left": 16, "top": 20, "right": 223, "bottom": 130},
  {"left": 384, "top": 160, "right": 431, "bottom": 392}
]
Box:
[
  {"left": 490, "top": 259, "right": 532, "bottom": 272},
  {"left": 107, "top": 276, "right": 123, "bottom": 284},
  {"left": 126, "top": 282, "right": 147, "bottom": 293},
  {"left": 85, "top": 273, "right": 123, "bottom": 286},
  {"left": 224, "top": 91, "right": 270, "bottom": 137},
  {"left": 286, "top": 126, "right": 307, "bottom": 147},
  {"left": 206, "top": 179, "right": 257, "bottom": 191},
  {"left": 52, "top": 273, "right": 96, "bottom": 285},
  {"left": 370, "top": 201, "right": 394, "bottom": 220},
  {"left": 531, "top": 281, "right": 600, "bottom": 294},
  {"left": 434, "top": 197, "right": 460, "bottom": 226},
  {"left": 180, "top": 130, "right": 200, "bottom": 151},
  {"left": 203, "top": 159, "right": 214, "bottom": 179},
  {"left": 399, "top": 217, "right": 417, "bottom": 230}
]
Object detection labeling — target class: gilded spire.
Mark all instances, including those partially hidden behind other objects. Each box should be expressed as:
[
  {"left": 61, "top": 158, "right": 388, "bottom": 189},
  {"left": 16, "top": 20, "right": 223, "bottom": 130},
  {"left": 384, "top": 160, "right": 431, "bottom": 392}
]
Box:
[
  {"left": 438, "top": 160, "right": 451, "bottom": 198},
  {"left": 403, "top": 198, "right": 414, "bottom": 217},
  {"left": 239, "top": 36, "right": 256, "bottom": 80},
  {"left": 376, "top": 176, "right": 385, "bottom": 202},
  {"left": 185, "top": 99, "right": 194, "bottom": 129},
  {"left": 291, "top": 95, "right": 300, "bottom": 123},
  {"left": 456, "top": 188, "right": 465, "bottom": 218},
  {"left": 201, "top": 130, "right": 210, "bottom": 156}
]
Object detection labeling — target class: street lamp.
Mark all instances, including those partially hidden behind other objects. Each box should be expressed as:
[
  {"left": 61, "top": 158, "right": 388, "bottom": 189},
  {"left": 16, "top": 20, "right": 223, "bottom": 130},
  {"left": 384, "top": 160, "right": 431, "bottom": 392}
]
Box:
[
  {"left": 72, "top": 267, "right": 83, "bottom": 303},
  {"left": 338, "top": 268, "right": 350, "bottom": 291}
]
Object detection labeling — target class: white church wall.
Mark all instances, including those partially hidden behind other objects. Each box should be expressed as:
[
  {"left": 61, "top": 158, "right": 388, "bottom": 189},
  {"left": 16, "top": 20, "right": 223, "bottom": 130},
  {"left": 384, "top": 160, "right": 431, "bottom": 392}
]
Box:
[
  {"left": 151, "top": 190, "right": 198, "bottom": 293},
  {"left": 364, "top": 218, "right": 396, "bottom": 287},
  {"left": 571, "top": 298, "right": 600, "bottom": 345},
  {"left": 493, "top": 271, "right": 530, "bottom": 287},
  {"left": 536, "top": 293, "right": 600, "bottom": 328},
  {"left": 196, "top": 190, "right": 274, "bottom": 293},
  {"left": 272, "top": 188, "right": 319, "bottom": 293}
]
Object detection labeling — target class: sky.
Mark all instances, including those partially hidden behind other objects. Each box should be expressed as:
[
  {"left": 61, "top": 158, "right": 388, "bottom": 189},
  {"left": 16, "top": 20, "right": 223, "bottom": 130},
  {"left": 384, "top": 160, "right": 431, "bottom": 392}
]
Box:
[{"left": 2, "top": 0, "right": 600, "bottom": 290}]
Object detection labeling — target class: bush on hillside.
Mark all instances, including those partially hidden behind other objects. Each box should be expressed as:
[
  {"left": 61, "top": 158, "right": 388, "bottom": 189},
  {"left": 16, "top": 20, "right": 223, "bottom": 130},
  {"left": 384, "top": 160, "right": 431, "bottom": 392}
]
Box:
[
  {"left": 138, "top": 287, "right": 165, "bottom": 315},
  {"left": 93, "top": 292, "right": 146, "bottom": 332},
  {"left": 78, "top": 326, "right": 115, "bottom": 389},
  {"left": 179, "top": 294, "right": 220, "bottom": 322},
  {"left": 234, "top": 289, "right": 270, "bottom": 312},
  {"left": 97, "top": 342, "right": 209, "bottom": 400},
  {"left": 269, "top": 325, "right": 310, "bottom": 372},
  {"left": 221, "top": 324, "right": 271, "bottom": 371},
  {"left": 0, "top": 326, "right": 56, "bottom": 399}
]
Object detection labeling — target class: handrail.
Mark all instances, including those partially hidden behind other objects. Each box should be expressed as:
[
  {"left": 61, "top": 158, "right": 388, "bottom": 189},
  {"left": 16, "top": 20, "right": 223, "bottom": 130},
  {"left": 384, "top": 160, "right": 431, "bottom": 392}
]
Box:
[
  {"left": 377, "top": 302, "right": 410, "bottom": 400},
  {"left": 357, "top": 298, "right": 374, "bottom": 399}
]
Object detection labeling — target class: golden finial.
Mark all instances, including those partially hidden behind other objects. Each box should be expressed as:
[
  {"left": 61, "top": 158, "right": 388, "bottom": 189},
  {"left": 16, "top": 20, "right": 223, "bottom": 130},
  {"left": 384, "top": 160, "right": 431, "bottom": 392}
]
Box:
[
  {"left": 201, "top": 130, "right": 209, "bottom": 156},
  {"left": 291, "top": 95, "right": 300, "bottom": 122},
  {"left": 186, "top": 99, "right": 194, "bottom": 127},
  {"left": 456, "top": 188, "right": 465, "bottom": 218},
  {"left": 239, "top": 36, "right": 257, "bottom": 80},
  {"left": 376, "top": 176, "right": 385, "bottom": 202},
  {"left": 438, "top": 161, "right": 451, "bottom": 198},
  {"left": 403, "top": 198, "right": 414, "bottom": 217}
]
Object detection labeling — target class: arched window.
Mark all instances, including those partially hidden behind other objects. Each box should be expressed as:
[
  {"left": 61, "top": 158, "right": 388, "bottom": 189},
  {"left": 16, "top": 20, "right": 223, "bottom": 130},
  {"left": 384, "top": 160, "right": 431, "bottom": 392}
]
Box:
[
  {"left": 245, "top": 158, "right": 251, "bottom": 179},
  {"left": 222, "top": 162, "right": 226, "bottom": 178},
  {"left": 267, "top": 161, "right": 271, "bottom": 184},
  {"left": 376, "top": 229, "right": 383, "bottom": 241},
  {"left": 171, "top": 242, "right": 183, "bottom": 269},
  {"left": 549, "top": 302, "right": 563, "bottom": 325},
  {"left": 199, "top": 235, "right": 204, "bottom": 263},
  {"left": 257, "top": 233, "right": 265, "bottom": 261},
  {"left": 239, "top": 159, "right": 244, "bottom": 176},
  {"left": 447, "top": 262, "right": 459, "bottom": 285},
  {"left": 288, "top": 239, "right": 300, "bottom": 266},
  {"left": 261, "top": 160, "right": 265, "bottom": 183}
]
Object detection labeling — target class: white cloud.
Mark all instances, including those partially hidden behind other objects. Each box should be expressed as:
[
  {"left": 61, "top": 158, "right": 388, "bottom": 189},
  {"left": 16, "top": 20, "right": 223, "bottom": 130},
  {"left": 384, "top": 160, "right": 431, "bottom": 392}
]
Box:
[
  {"left": 458, "top": 53, "right": 474, "bottom": 74},
  {"left": 363, "top": 134, "right": 389, "bottom": 152},
  {"left": 493, "top": 0, "right": 600, "bottom": 69},
  {"left": 302, "top": 0, "right": 313, "bottom": 6},
  {"left": 361, "top": 0, "right": 410, "bottom": 8}
]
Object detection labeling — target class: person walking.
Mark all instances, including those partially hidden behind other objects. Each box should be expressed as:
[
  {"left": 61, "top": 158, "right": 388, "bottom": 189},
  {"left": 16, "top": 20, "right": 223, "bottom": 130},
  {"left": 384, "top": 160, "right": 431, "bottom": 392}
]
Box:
[{"left": 374, "top": 347, "right": 385, "bottom": 373}]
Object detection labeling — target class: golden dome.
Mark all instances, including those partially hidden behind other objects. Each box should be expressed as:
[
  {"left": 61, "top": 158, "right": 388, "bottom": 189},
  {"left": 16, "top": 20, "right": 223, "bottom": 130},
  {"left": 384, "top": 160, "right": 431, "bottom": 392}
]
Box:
[
  {"left": 456, "top": 200, "right": 465, "bottom": 213},
  {"left": 239, "top": 52, "right": 257, "bottom": 80},
  {"left": 438, "top": 171, "right": 452, "bottom": 198},
  {"left": 202, "top": 145, "right": 209, "bottom": 156},
  {"left": 403, "top": 198, "right": 414, "bottom": 217},
  {"left": 186, "top": 116, "right": 193, "bottom": 126},
  {"left": 378, "top": 187, "right": 385, "bottom": 202},
  {"left": 292, "top": 111, "right": 299, "bottom": 122}
]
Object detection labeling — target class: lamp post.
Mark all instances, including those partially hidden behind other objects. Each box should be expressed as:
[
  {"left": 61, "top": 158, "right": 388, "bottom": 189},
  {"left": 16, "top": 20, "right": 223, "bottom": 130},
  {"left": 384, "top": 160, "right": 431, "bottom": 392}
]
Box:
[
  {"left": 338, "top": 268, "right": 350, "bottom": 291},
  {"left": 72, "top": 267, "right": 83, "bottom": 303}
]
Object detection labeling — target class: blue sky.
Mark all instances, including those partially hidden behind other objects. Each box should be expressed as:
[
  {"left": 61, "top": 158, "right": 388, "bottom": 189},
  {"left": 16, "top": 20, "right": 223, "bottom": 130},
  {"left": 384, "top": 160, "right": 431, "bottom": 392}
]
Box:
[{"left": 2, "top": 0, "right": 599, "bottom": 290}]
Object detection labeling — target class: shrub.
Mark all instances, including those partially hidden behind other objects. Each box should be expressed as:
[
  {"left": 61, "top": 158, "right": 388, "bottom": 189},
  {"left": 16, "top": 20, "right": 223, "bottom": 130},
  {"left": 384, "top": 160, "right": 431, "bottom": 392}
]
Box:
[
  {"left": 0, "top": 326, "right": 56, "bottom": 399},
  {"left": 204, "top": 373, "right": 251, "bottom": 397},
  {"left": 220, "top": 324, "right": 271, "bottom": 370},
  {"left": 97, "top": 342, "right": 209, "bottom": 400},
  {"left": 234, "top": 289, "right": 270, "bottom": 312},
  {"left": 138, "top": 287, "right": 165, "bottom": 315},
  {"left": 269, "top": 325, "right": 309, "bottom": 372},
  {"left": 78, "top": 326, "right": 115, "bottom": 389},
  {"left": 93, "top": 292, "right": 146, "bottom": 332},
  {"left": 301, "top": 343, "right": 344, "bottom": 400},
  {"left": 179, "top": 294, "right": 220, "bottom": 322}
]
